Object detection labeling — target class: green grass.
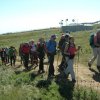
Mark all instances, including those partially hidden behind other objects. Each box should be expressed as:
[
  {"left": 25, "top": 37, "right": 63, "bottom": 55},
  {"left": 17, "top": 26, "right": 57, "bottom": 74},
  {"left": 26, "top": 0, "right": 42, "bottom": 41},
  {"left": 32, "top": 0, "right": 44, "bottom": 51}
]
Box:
[
  {"left": 0, "top": 65, "right": 99, "bottom": 100},
  {"left": 0, "top": 27, "right": 100, "bottom": 100}
]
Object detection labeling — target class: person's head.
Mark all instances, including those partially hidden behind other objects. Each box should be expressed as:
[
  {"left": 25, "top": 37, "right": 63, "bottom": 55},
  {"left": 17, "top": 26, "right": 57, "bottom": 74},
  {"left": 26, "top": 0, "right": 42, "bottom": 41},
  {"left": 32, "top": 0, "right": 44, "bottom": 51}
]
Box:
[
  {"left": 51, "top": 34, "right": 56, "bottom": 41},
  {"left": 66, "top": 31, "right": 70, "bottom": 34},
  {"left": 29, "top": 39, "right": 34, "bottom": 45},
  {"left": 61, "top": 34, "right": 65, "bottom": 39},
  {"left": 65, "top": 33, "right": 70, "bottom": 42},
  {"left": 39, "top": 37, "right": 44, "bottom": 43}
]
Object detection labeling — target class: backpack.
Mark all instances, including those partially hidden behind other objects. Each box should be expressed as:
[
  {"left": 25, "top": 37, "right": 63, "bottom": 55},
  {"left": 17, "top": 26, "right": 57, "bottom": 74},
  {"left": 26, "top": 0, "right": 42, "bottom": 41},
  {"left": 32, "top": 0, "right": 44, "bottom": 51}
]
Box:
[
  {"left": 96, "top": 32, "right": 100, "bottom": 44},
  {"left": 94, "top": 31, "right": 100, "bottom": 46},
  {"left": 67, "top": 43, "right": 76, "bottom": 59},
  {"left": 47, "top": 40, "right": 57, "bottom": 55},
  {"left": 22, "top": 43, "right": 30, "bottom": 54},
  {"left": 64, "top": 43, "right": 76, "bottom": 59},
  {"left": 89, "top": 33, "right": 94, "bottom": 47}
]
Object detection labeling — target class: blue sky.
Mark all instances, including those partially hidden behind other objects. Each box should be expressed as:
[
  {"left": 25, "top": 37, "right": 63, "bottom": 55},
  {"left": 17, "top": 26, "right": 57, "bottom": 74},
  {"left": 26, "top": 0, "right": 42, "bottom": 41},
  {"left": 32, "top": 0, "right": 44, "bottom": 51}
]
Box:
[{"left": 0, "top": 0, "right": 100, "bottom": 34}]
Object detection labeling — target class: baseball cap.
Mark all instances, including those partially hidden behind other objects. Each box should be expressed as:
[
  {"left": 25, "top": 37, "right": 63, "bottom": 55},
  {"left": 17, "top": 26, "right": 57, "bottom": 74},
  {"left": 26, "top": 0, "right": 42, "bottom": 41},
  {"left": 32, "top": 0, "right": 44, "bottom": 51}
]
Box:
[{"left": 51, "top": 34, "right": 56, "bottom": 39}]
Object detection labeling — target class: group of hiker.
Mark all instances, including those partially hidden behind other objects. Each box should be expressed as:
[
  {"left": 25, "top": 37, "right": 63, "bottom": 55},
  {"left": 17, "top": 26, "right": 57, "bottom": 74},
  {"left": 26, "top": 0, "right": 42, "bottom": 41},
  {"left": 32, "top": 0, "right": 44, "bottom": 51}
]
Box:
[
  {"left": 88, "top": 30, "right": 100, "bottom": 73},
  {"left": 0, "top": 30, "right": 100, "bottom": 83},
  {"left": 0, "top": 46, "right": 17, "bottom": 66},
  {"left": 19, "top": 38, "right": 46, "bottom": 73}
]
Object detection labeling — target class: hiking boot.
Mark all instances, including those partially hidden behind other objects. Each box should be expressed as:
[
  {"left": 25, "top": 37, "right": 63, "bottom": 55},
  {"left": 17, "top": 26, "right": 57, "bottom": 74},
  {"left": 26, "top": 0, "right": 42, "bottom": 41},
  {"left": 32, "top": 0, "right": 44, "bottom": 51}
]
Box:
[
  {"left": 42, "top": 70, "right": 45, "bottom": 73},
  {"left": 88, "top": 62, "right": 91, "bottom": 69}
]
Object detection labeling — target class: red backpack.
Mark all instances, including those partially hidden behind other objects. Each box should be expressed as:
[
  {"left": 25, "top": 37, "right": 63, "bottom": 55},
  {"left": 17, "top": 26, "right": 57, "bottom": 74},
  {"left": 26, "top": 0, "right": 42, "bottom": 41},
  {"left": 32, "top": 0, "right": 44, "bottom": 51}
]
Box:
[
  {"left": 94, "top": 31, "right": 100, "bottom": 46},
  {"left": 22, "top": 43, "right": 30, "bottom": 54}
]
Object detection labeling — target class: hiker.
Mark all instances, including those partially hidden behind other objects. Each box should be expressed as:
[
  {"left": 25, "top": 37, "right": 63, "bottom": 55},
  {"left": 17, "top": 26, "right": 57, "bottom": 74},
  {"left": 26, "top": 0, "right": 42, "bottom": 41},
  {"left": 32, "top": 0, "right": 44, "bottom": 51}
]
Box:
[
  {"left": 21, "top": 43, "right": 30, "bottom": 70},
  {"left": 19, "top": 43, "right": 24, "bottom": 64},
  {"left": 9, "top": 46, "right": 17, "bottom": 66},
  {"left": 37, "top": 38, "right": 46, "bottom": 73},
  {"left": 58, "top": 32, "right": 70, "bottom": 72},
  {"left": 5, "top": 47, "right": 10, "bottom": 63},
  {"left": 29, "top": 40, "right": 38, "bottom": 67},
  {"left": 64, "top": 36, "right": 80, "bottom": 83},
  {"left": 46, "top": 34, "right": 57, "bottom": 77},
  {"left": 0, "top": 48, "right": 6, "bottom": 65},
  {"left": 88, "top": 30, "right": 100, "bottom": 72}
]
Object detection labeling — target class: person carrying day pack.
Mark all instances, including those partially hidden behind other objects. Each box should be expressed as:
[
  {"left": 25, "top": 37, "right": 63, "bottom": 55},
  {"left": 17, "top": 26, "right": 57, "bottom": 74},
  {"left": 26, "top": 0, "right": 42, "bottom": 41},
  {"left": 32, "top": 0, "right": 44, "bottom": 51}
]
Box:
[
  {"left": 19, "top": 43, "right": 24, "bottom": 64},
  {"left": 63, "top": 36, "right": 80, "bottom": 83},
  {"left": 58, "top": 32, "right": 70, "bottom": 72},
  {"left": 9, "top": 46, "right": 17, "bottom": 66},
  {"left": 46, "top": 34, "right": 57, "bottom": 78},
  {"left": 0, "top": 48, "right": 6, "bottom": 65},
  {"left": 29, "top": 40, "right": 38, "bottom": 67},
  {"left": 21, "top": 43, "right": 30, "bottom": 70},
  {"left": 5, "top": 47, "right": 10, "bottom": 63},
  {"left": 37, "top": 38, "right": 46, "bottom": 73},
  {"left": 88, "top": 30, "right": 100, "bottom": 72}
]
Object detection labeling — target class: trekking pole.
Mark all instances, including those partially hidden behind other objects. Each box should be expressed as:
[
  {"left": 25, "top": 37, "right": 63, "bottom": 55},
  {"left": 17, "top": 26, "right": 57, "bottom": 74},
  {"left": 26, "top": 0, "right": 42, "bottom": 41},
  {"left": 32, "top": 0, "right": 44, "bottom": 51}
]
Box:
[
  {"left": 45, "top": 55, "right": 49, "bottom": 80},
  {"left": 56, "top": 49, "right": 60, "bottom": 74},
  {"left": 76, "top": 46, "right": 80, "bottom": 86}
]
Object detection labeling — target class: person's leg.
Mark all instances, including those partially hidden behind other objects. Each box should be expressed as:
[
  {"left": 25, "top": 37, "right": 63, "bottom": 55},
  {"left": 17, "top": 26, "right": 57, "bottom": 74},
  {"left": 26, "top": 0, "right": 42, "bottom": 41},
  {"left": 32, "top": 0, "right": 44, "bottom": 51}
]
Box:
[
  {"left": 10, "top": 56, "right": 13, "bottom": 66},
  {"left": 64, "top": 57, "right": 69, "bottom": 75},
  {"left": 97, "top": 47, "right": 100, "bottom": 72},
  {"left": 24, "top": 54, "right": 29, "bottom": 70},
  {"left": 67, "top": 59, "right": 76, "bottom": 82},
  {"left": 48, "top": 54, "right": 55, "bottom": 77},
  {"left": 88, "top": 48, "right": 97, "bottom": 68},
  {"left": 13, "top": 56, "right": 16, "bottom": 66}
]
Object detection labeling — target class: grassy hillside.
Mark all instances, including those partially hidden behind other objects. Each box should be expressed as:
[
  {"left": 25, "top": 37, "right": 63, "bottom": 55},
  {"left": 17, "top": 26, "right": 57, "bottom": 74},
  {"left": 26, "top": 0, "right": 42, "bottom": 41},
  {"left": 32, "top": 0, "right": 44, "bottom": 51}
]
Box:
[
  {"left": 0, "top": 28, "right": 96, "bottom": 66},
  {"left": 0, "top": 28, "right": 100, "bottom": 100}
]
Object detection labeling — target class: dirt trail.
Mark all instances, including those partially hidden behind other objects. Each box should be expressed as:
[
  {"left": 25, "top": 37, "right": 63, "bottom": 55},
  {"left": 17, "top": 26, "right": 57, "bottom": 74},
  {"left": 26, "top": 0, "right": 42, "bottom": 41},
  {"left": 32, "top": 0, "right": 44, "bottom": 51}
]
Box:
[
  {"left": 52, "top": 60, "right": 100, "bottom": 91},
  {"left": 74, "top": 64, "right": 100, "bottom": 89},
  {"left": 13, "top": 59, "right": 100, "bottom": 91}
]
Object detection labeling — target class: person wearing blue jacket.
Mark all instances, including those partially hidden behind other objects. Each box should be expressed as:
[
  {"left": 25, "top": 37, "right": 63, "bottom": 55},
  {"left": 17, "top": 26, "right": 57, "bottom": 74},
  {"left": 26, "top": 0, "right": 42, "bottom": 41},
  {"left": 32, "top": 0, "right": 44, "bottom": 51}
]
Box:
[{"left": 46, "top": 34, "right": 57, "bottom": 78}]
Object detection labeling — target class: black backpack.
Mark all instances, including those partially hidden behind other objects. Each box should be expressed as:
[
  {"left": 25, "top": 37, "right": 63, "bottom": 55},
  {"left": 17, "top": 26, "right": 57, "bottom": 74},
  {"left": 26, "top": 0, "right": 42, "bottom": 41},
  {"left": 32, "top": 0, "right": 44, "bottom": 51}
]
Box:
[{"left": 89, "top": 33, "right": 94, "bottom": 47}]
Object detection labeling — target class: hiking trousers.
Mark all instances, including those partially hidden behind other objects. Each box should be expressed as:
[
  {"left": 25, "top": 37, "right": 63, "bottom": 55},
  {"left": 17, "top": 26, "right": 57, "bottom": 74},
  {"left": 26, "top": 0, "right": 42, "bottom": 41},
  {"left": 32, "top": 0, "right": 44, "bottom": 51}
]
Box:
[
  {"left": 48, "top": 54, "right": 55, "bottom": 76},
  {"left": 89, "top": 47, "right": 100, "bottom": 66},
  {"left": 39, "top": 58, "right": 44, "bottom": 71},
  {"left": 10, "top": 56, "right": 16, "bottom": 66},
  {"left": 64, "top": 57, "right": 75, "bottom": 80},
  {"left": 23, "top": 54, "right": 29, "bottom": 69}
]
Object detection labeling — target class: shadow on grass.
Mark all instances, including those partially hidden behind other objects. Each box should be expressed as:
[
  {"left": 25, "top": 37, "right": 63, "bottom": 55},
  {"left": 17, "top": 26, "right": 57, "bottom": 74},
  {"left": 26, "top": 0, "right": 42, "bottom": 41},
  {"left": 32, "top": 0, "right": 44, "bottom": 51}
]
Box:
[
  {"left": 55, "top": 74, "right": 75, "bottom": 100},
  {"left": 89, "top": 68, "right": 100, "bottom": 82},
  {"left": 36, "top": 79, "right": 51, "bottom": 89},
  {"left": 29, "top": 71, "right": 39, "bottom": 81}
]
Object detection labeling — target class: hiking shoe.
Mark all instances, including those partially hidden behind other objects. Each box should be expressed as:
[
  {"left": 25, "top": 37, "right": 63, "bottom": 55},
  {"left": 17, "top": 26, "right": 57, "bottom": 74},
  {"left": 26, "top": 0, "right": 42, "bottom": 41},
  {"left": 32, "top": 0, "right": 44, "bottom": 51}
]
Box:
[
  {"left": 42, "top": 70, "right": 45, "bottom": 73},
  {"left": 88, "top": 62, "right": 91, "bottom": 68}
]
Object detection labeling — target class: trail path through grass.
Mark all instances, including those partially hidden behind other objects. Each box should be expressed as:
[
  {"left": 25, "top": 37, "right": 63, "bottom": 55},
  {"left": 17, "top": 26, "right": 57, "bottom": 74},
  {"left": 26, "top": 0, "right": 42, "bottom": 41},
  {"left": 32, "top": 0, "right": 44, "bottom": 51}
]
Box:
[{"left": 13, "top": 58, "right": 100, "bottom": 92}]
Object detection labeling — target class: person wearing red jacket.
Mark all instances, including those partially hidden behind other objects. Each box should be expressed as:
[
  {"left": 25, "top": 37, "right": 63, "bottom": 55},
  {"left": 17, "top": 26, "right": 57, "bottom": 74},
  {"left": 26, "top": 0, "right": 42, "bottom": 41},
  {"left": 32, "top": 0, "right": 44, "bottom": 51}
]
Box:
[{"left": 64, "top": 36, "right": 80, "bottom": 83}]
